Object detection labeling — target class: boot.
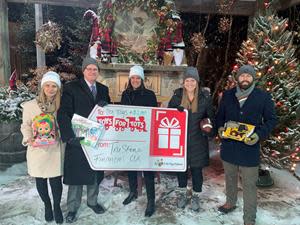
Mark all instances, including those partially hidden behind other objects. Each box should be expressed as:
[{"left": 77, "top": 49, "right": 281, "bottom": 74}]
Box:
[
  {"left": 123, "top": 191, "right": 138, "bottom": 205},
  {"left": 176, "top": 187, "right": 188, "bottom": 209},
  {"left": 49, "top": 176, "right": 63, "bottom": 224},
  {"left": 53, "top": 204, "right": 63, "bottom": 224},
  {"left": 144, "top": 199, "right": 155, "bottom": 217},
  {"left": 191, "top": 192, "right": 201, "bottom": 212},
  {"left": 44, "top": 202, "right": 54, "bottom": 222},
  {"left": 218, "top": 203, "right": 237, "bottom": 214},
  {"left": 65, "top": 211, "right": 77, "bottom": 223},
  {"left": 36, "top": 178, "right": 53, "bottom": 222}
]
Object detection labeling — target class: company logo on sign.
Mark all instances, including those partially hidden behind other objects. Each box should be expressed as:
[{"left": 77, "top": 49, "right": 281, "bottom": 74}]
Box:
[{"left": 96, "top": 116, "right": 147, "bottom": 132}]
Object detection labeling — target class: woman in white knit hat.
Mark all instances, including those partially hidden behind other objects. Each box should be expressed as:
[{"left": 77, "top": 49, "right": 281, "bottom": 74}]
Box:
[
  {"left": 21, "top": 71, "right": 64, "bottom": 224},
  {"left": 121, "top": 65, "right": 158, "bottom": 217}
]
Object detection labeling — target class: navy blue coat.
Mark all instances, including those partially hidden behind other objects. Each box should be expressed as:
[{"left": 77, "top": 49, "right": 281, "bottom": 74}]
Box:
[
  {"left": 57, "top": 78, "right": 111, "bottom": 185},
  {"left": 216, "top": 87, "right": 277, "bottom": 167}
]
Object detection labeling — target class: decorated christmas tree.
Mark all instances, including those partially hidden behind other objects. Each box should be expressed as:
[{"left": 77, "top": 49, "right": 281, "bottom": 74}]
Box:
[{"left": 231, "top": 1, "right": 300, "bottom": 171}]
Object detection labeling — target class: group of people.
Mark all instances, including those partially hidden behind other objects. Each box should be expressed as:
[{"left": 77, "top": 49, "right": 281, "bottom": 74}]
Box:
[{"left": 21, "top": 57, "right": 277, "bottom": 225}]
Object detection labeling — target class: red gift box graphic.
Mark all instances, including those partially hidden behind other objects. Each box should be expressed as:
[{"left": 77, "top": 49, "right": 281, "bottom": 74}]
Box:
[
  {"left": 158, "top": 117, "right": 181, "bottom": 149},
  {"left": 150, "top": 109, "right": 186, "bottom": 157}
]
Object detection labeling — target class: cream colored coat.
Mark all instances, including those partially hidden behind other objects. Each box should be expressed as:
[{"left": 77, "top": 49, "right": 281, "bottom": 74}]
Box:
[{"left": 21, "top": 99, "right": 64, "bottom": 178}]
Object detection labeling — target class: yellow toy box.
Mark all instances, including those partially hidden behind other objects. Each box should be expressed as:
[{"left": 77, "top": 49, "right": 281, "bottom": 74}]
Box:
[{"left": 222, "top": 121, "right": 255, "bottom": 142}]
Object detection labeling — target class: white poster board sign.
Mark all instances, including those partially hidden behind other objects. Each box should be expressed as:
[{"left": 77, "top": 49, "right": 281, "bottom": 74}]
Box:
[{"left": 81, "top": 104, "right": 188, "bottom": 171}]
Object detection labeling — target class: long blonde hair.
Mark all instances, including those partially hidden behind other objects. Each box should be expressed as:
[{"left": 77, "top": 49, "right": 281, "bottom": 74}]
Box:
[
  {"left": 180, "top": 82, "right": 199, "bottom": 113},
  {"left": 37, "top": 85, "right": 61, "bottom": 113}
]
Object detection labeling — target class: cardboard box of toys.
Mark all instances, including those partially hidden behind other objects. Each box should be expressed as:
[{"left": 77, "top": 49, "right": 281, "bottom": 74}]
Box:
[{"left": 222, "top": 121, "right": 255, "bottom": 142}]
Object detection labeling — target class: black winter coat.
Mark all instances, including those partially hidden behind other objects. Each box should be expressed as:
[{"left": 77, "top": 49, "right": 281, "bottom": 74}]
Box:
[
  {"left": 168, "top": 88, "right": 215, "bottom": 168},
  {"left": 121, "top": 88, "right": 158, "bottom": 108},
  {"left": 57, "top": 78, "right": 111, "bottom": 185}
]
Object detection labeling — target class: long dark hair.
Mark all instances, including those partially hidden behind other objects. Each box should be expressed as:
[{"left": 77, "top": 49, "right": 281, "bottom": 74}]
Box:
[{"left": 125, "top": 78, "right": 146, "bottom": 92}]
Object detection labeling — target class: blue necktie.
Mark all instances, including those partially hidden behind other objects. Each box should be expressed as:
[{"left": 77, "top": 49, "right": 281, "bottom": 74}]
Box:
[{"left": 91, "top": 85, "right": 97, "bottom": 99}]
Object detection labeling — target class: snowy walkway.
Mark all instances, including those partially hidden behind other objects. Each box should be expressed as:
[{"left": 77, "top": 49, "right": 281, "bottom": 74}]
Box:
[{"left": 1, "top": 155, "right": 300, "bottom": 225}]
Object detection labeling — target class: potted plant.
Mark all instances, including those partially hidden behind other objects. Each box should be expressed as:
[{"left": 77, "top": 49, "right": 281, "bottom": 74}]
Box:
[{"left": 0, "top": 83, "right": 35, "bottom": 170}]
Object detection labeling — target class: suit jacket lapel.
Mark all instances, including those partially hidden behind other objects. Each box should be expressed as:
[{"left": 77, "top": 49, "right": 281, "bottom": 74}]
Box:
[
  {"left": 95, "top": 82, "right": 104, "bottom": 103},
  {"left": 79, "top": 78, "right": 95, "bottom": 103}
]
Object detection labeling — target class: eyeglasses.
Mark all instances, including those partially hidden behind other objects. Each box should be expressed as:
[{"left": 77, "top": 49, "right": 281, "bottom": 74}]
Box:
[{"left": 85, "top": 68, "right": 98, "bottom": 72}]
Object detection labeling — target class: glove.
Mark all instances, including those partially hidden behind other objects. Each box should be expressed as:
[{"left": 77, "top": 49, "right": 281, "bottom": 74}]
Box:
[
  {"left": 67, "top": 137, "right": 84, "bottom": 147},
  {"left": 244, "top": 133, "right": 259, "bottom": 145},
  {"left": 177, "top": 106, "right": 184, "bottom": 112},
  {"left": 97, "top": 100, "right": 108, "bottom": 107},
  {"left": 218, "top": 127, "right": 226, "bottom": 138}
]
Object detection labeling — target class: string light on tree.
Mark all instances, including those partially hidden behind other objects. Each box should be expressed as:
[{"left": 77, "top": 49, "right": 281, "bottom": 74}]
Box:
[{"left": 229, "top": 0, "right": 300, "bottom": 171}]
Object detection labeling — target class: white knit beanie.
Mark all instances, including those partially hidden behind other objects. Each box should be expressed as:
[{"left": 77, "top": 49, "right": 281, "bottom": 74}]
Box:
[
  {"left": 41, "top": 71, "right": 61, "bottom": 88},
  {"left": 129, "top": 65, "right": 144, "bottom": 80}
]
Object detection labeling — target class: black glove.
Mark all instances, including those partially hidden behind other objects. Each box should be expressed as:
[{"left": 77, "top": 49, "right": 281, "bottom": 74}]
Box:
[
  {"left": 67, "top": 137, "right": 84, "bottom": 147},
  {"left": 177, "top": 106, "right": 184, "bottom": 112},
  {"left": 97, "top": 100, "right": 108, "bottom": 107}
]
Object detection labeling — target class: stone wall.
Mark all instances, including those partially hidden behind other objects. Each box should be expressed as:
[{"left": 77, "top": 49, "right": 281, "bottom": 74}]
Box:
[{"left": 97, "top": 63, "right": 187, "bottom": 107}]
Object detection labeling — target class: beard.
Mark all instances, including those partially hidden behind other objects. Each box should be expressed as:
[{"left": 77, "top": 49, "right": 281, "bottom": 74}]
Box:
[{"left": 238, "top": 80, "right": 253, "bottom": 90}]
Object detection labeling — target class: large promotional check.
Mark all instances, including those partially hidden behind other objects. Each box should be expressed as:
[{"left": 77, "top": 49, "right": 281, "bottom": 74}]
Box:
[{"left": 81, "top": 104, "right": 188, "bottom": 171}]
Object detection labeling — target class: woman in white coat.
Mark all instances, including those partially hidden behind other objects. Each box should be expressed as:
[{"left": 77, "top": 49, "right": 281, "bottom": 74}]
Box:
[{"left": 21, "top": 71, "right": 64, "bottom": 224}]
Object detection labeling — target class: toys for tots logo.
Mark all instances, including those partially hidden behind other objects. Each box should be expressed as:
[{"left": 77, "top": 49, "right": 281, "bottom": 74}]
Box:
[{"left": 96, "top": 115, "right": 147, "bottom": 132}]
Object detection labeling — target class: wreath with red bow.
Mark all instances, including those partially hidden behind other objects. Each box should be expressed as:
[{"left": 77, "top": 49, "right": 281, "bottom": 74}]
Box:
[{"left": 97, "top": 0, "right": 183, "bottom": 64}]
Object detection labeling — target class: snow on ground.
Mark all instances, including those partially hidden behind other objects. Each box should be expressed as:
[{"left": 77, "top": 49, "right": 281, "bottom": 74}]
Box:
[
  {"left": 1, "top": 152, "right": 300, "bottom": 225},
  {"left": 0, "top": 163, "right": 27, "bottom": 185}
]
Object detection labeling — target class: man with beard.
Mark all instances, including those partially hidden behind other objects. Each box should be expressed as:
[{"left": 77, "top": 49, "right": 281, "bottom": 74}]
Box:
[{"left": 216, "top": 65, "right": 277, "bottom": 225}]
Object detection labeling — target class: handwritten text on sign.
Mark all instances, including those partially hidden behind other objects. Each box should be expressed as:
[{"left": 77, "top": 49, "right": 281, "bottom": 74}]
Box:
[{"left": 82, "top": 105, "right": 188, "bottom": 171}]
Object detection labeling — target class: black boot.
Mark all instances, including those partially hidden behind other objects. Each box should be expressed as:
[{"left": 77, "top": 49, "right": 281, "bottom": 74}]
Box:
[
  {"left": 54, "top": 204, "right": 63, "bottom": 224},
  {"left": 36, "top": 178, "right": 53, "bottom": 222},
  {"left": 144, "top": 199, "right": 155, "bottom": 217},
  {"left": 50, "top": 176, "right": 63, "bottom": 224},
  {"left": 123, "top": 191, "right": 138, "bottom": 205},
  {"left": 45, "top": 202, "right": 54, "bottom": 222}
]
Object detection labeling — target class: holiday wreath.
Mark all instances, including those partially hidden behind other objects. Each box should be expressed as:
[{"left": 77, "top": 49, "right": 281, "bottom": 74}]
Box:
[{"left": 96, "top": 0, "right": 183, "bottom": 64}]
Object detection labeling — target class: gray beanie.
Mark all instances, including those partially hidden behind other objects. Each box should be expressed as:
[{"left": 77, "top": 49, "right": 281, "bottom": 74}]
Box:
[
  {"left": 82, "top": 57, "right": 99, "bottom": 72},
  {"left": 236, "top": 65, "right": 256, "bottom": 79},
  {"left": 183, "top": 67, "right": 199, "bottom": 82}
]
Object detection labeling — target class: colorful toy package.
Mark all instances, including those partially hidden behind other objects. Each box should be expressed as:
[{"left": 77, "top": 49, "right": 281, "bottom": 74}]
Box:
[
  {"left": 32, "top": 113, "right": 57, "bottom": 147},
  {"left": 71, "top": 114, "right": 105, "bottom": 148},
  {"left": 222, "top": 121, "right": 255, "bottom": 142}
]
